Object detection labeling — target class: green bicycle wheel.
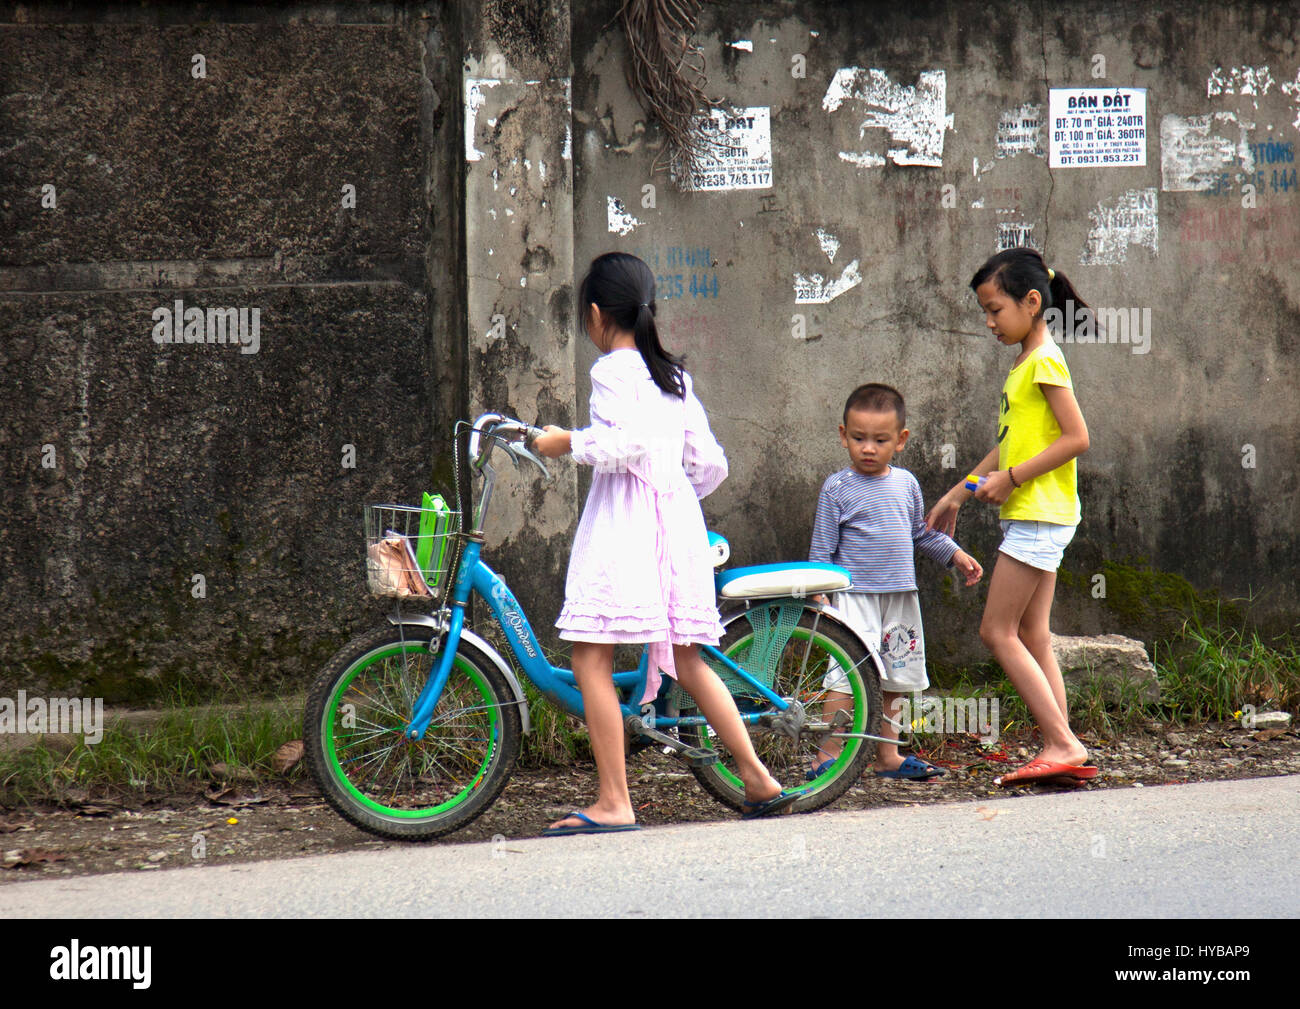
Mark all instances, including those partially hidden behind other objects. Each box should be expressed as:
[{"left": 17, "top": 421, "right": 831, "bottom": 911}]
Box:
[
  {"left": 304, "top": 624, "right": 521, "bottom": 840},
  {"left": 680, "top": 602, "right": 882, "bottom": 814}
]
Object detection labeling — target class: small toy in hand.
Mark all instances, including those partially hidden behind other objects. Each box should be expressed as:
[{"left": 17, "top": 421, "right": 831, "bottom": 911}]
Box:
[{"left": 964, "top": 474, "right": 987, "bottom": 493}]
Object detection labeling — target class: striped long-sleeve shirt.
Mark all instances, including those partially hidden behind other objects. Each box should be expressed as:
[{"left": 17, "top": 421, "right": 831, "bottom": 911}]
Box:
[{"left": 809, "top": 466, "right": 960, "bottom": 592}]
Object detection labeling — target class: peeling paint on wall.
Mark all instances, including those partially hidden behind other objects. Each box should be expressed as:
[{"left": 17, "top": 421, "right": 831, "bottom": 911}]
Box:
[
  {"left": 1080, "top": 188, "right": 1159, "bottom": 265},
  {"left": 1160, "top": 112, "right": 1254, "bottom": 191},
  {"left": 814, "top": 228, "right": 840, "bottom": 262},
  {"left": 729, "top": 40, "right": 754, "bottom": 52},
  {"left": 794, "top": 259, "right": 862, "bottom": 304},
  {"left": 607, "top": 196, "right": 642, "bottom": 235},
  {"left": 823, "top": 68, "right": 953, "bottom": 167}
]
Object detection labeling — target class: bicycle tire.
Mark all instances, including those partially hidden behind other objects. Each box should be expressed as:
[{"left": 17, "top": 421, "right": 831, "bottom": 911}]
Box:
[
  {"left": 303, "top": 623, "right": 522, "bottom": 841},
  {"left": 680, "top": 602, "right": 882, "bottom": 814}
]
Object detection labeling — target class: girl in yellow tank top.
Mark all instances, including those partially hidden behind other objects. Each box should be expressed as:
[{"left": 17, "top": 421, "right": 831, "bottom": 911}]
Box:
[{"left": 926, "top": 247, "right": 1096, "bottom": 786}]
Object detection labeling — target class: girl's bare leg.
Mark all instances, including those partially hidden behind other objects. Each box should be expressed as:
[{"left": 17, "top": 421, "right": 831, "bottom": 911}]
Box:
[
  {"left": 672, "top": 643, "right": 785, "bottom": 802},
  {"left": 979, "top": 553, "right": 1087, "bottom": 766},
  {"left": 547, "top": 641, "right": 636, "bottom": 830},
  {"left": 1019, "top": 569, "right": 1070, "bottom": 720}
]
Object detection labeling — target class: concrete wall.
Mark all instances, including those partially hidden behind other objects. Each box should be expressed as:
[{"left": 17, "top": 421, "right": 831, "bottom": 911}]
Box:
[
  {"left": 461, "top": 0, "right": 580, "bottom": 635},
  {"left": 4, "top": 0, "right": 1298, "bottom": 700},
  {"left": 1, "top": 3, "right": 464, "bottom": 699},
  {"left": 571, "top": 0, "right": 1300, "bottom": 665}
]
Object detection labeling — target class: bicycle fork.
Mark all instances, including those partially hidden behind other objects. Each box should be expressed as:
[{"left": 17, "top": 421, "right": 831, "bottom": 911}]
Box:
[{"left": 404, "top": 605, "right": 465, "bottom": 740}]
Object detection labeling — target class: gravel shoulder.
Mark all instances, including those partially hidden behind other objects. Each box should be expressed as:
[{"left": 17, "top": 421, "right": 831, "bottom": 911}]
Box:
[{"left": 3, "top": 719, "right": 1297, "bottom": 883}]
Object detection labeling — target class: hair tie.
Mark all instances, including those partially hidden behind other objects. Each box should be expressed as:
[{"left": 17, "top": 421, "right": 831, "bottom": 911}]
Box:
[
  {"left": 639, "top": 302, "right": 649, "bottom": 309},
  {"left": 1047, "top": 268, "right": 1056, "bottom": 281}
]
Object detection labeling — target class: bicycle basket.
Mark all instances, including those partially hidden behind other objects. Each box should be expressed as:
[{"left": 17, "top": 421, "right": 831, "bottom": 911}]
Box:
[{"left": 363, "top": 498, "right": 460, "bottom": 600}]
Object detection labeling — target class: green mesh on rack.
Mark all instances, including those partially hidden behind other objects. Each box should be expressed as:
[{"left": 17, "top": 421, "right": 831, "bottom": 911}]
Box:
[{"left": 670, "top": 600, "right": 805, "bottom": 710}]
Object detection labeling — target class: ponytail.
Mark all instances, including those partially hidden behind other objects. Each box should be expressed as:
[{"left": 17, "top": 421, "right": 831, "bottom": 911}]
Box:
[
  {"left": 971, "top": 247, "right": 1092, "bottom": 338},
  {"left": 579, "top": 252, "right": 685, "bottom": 398}
]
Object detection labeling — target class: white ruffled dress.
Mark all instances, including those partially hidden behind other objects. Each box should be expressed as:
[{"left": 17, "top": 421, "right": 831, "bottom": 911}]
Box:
[{"left": 555, "top": 348, "right": 728, "bottom": 701}]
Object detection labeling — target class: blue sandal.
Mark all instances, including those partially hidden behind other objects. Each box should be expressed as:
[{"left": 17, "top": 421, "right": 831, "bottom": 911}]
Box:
[
  {"left": 875, "top": 755, "right": 946, "bottom": 780},
  {"left": 741, "top": 789, "right": 805, "bottom": 819},
  {"left": 805, "top": 758, "right": 835, "bottom": 781},
  {"left": 542, "top": 811, "right": 641, "bottom": 837}
]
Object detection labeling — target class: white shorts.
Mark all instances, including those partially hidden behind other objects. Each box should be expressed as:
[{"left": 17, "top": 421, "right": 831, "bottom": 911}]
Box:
[
  {"left": 823, "top": 590, "right": 928, "bottom": 694},
  {"left": 998, "top": 519, "right": 1077, "bottom": 572}
]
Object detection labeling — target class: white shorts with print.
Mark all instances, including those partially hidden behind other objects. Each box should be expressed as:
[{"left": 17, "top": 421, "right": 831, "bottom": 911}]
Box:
[{"left": 822, "top": 590, "right": 928, "bottom": 694}]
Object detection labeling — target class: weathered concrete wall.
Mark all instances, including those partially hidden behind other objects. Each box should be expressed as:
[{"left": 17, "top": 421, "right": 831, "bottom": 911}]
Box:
[
  {"left": 461, "top": 0, "right": 579, "bottom": 636},
  {"left": 571, "top": 0, "right": 1300, "bottom": 665},
  {"left": 4, "top": 0, "right": 1298, "bottom": 700},
  {"left": 1, "top": 4, "right": 464, "bottom": 699}
]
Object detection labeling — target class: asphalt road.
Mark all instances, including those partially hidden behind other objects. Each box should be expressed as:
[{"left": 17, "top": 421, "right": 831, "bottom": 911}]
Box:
[{"left": 6, "top": 775, "right": 1298, "bottom": 917}]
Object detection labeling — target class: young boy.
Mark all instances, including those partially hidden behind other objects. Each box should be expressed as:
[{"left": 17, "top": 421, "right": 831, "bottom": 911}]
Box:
[{"left": 810, "top": 384, "right": 983, "bottom": 779}]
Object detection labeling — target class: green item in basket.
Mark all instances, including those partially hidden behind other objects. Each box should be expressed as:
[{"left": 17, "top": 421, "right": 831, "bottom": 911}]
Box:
[{"left": 416, "top": 492, "right": 453, "bottom": 583}]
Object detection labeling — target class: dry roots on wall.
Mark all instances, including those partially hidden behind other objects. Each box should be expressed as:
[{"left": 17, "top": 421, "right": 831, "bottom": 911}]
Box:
[{"left": 619, "top": 0, "right": 732, "bottom": 176}]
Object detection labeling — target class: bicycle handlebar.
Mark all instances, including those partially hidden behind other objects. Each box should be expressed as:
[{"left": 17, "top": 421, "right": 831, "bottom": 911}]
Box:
[{"left": 467, "top": 412, "right": 549, "bottom": 479}]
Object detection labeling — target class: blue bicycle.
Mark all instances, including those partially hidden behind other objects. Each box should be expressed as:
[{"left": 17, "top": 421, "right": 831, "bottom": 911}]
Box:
[{"left": 304, "top": 413, "right": 888, "bottom": 839}]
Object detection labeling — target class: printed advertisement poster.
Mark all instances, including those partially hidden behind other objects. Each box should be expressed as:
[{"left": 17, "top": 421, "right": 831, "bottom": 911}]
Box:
[
  {"left": 1049, "top": 88, "right": 1147, "bottom": 168},
  {"left": 680, "top": 107, "right": 774, "bottom": 191}
]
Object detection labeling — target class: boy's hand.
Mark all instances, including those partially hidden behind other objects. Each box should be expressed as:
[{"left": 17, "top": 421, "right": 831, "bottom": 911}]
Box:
[
  {"left": 974, "top": 469, "right": 1015, "bottom": 505},
  {"left": 951, "top": 550, "right": 983, "bottom": 586},
  {"left": 532, "top": 425, "right": 570, "bottom": 458}
]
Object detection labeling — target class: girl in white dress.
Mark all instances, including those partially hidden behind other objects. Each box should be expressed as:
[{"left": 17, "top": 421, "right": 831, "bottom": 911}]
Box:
[{"left": 532, "top": 252, "right": 800, "bottom": 834}]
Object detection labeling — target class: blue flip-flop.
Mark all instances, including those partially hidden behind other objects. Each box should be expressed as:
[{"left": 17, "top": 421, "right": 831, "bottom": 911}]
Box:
[
  {"left": 542, "top": 811, "right": 641, "bottom": 837},
  {"left": 875, "top": 755, "right": 946, "bottom": 780},
  {"left": 805, "top": 758, "right": 835, "bottom": 781},
  {"left": 741, "top": 789, "right": 805, "bottom": 819}
]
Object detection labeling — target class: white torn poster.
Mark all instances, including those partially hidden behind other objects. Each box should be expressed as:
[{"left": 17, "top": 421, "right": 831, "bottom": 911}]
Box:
[
  {"left": 794, "top": 260, "right": 862, "bottom": 304},
  {"left": 606, "top": 196, "right": 642, "bottom": 236},
  {"left": 995, "top": 104, "right": 1045, "bottom": 158},
  {"left": 678, "top": 107, "right": 773, "bottom": 191},
  {"left": 996, "top": 222, "right": 1037, "bottom": 252},
  {"left": 464, "top": 78, "right": 502, "bottom": 162},
  {"left": 1080, "top": 189, "right": 1158, "bottom": 265},
  {"left": 1282, "top": 70, "right": 1300, "bottom": 132},
  {"left": 1049, "top": 88, "right": 1147, "bottom": 167},
  {"left": 1207, "top": 65, "right": 1275, "bottom": 103},
  {"left": 814, "top": 228, "right": 840, "bottom": 263},
  {"left": 823, "top": 68, "right": 954, "bottom": 167},
  {"left": 1160, "top": 112, "right": 1254, "bottom": 191}
]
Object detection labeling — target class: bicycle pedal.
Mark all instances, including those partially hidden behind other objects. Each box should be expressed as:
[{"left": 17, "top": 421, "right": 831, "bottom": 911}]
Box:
[{"left": 677, "top": 747, "right": 719, "bottom": 768}]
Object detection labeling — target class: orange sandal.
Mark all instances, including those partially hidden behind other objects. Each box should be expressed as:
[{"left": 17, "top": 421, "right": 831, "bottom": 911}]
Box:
[{"left": 994, "top": 758, "right": 1099, "bottom": 787}]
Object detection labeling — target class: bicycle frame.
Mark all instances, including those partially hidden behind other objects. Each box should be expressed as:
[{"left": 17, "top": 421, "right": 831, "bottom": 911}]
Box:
[
  {"left": 403, "top": 537, "right": 789, "bottom": 739},
  {"left": 400, "top": 413, "right": 805, "bottom": 742}
]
